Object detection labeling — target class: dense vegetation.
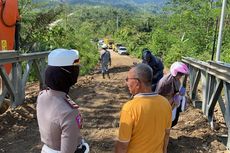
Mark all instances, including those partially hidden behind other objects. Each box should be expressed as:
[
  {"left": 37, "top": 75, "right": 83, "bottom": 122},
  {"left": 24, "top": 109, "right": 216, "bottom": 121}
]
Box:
[{"left": 19, "top": 0, "right": 230, "bottom": 77}]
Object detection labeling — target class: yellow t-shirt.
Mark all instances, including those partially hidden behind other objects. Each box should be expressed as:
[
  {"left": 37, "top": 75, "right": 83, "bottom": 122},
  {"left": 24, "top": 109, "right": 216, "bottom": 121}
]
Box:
[{"left": 118, "top": 94, "right": 172, "bottom": 153}]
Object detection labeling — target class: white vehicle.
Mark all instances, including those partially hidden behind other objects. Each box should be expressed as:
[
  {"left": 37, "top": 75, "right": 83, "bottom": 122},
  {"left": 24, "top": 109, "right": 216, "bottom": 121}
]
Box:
[{"left": 118, "top": 46, "right": 128, "bottom": 55}]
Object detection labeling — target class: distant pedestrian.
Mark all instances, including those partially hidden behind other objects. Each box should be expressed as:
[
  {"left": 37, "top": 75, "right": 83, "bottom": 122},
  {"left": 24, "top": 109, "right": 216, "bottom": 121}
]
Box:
[
  {"left": 99, "top": 44, "right": 111, "bottom": 79},
  {"left": 115, "top": 63, "right": 172, "bottom": 153},
  {"left": 142, "top": 48, "right": 164, "bottom": 91},
  {"left": 37, "top": 49, "right": 89, "bottom": 153},
  {"left": 156, "top": 61, "right": 189, "bottom": 127}
]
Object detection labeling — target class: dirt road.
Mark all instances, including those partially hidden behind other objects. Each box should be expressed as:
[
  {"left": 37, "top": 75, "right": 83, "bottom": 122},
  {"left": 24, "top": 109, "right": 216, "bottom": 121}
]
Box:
[{"left": 0, "top": 50, "right": 228, "bottom": 153}]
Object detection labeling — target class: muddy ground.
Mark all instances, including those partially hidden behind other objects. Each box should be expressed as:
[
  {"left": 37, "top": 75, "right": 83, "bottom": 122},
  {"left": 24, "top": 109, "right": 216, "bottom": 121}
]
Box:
[{"left": 0, "top": 50, "right": 229, "bottom": 153}]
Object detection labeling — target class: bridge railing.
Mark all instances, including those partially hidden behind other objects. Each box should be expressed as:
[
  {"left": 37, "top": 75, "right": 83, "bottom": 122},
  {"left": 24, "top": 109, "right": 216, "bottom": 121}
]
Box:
[
  {"left": 0, "top": 51, "right": 49, "bottom": 107},
  {"left": 182, "top": 57, "right": 230, "bottom": 149}
]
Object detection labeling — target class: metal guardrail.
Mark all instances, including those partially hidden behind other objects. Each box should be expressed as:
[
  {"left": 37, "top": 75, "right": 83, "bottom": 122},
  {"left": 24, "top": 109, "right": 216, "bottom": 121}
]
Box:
[
  {"left": 182, "top": 57, "right": 230, "bottom": 149},
  {"left": 0, "top": 51, "right": 50, "bottom": 107}
]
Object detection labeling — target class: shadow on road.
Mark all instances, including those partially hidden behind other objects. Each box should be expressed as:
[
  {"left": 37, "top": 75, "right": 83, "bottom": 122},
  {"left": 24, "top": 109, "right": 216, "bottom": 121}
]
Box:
[{"left": 93, "top": 65, "right": 131, "bottom": 75}]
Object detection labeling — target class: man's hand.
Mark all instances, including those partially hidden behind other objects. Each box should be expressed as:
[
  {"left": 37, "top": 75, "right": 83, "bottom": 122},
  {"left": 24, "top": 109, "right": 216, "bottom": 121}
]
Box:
[{"left": 114, "top": 141, "right": 129, "bottom": 153}]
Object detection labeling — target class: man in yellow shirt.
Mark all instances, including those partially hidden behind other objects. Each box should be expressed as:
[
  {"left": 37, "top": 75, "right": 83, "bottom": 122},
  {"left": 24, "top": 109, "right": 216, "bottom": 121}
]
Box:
[{"left": 115, "top": 63, "right": 172, "bottom": 153}]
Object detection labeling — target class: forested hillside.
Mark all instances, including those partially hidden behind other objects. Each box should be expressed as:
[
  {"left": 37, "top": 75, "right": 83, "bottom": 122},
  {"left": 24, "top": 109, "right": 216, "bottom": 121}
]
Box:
[
  {"left": 19, "top": 0, "right": 230, "bottom": 76},
  {"left": 32, "top": 0, "right": 168, "bottom": 5},
  {"left": 32, "top": 0, "right": 168, "bottom": 13}
]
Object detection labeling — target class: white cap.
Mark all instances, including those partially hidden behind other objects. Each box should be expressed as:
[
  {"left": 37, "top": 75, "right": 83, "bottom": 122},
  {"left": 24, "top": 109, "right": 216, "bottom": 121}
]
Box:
[{"left": 48, "top": 48, "right": 80, "bottom": 66}]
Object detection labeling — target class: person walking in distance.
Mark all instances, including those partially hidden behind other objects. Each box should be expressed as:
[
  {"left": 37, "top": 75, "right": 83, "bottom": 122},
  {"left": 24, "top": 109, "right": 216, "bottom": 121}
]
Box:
[
  {"left": 155, "top": 62, "right": 189, "bottom": 127},
  {"left": 115, "top": 63, "right": 172, "bottom": 153},
  {"left": 99, "top": 44, "right": 111, "bottom": 79},
  {"left": 36, "top": 49, "right": 89, "bottom": 153}
]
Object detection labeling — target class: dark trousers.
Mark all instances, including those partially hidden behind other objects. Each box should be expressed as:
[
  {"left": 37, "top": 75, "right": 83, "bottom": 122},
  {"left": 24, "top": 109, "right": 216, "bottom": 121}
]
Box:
[{"left": 171, "top": 104, "right": 182, "bottom": 127}]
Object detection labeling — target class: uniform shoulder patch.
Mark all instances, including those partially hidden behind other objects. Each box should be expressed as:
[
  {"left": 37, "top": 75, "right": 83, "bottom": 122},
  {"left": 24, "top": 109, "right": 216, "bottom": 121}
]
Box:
[
  {"left": 64, "top": 95, "right": 79, "bottom": 109},
  {"left": 64, "top": 95, "right": 83, "bottom": 128},
  {"left": 76, "top": 113, "right": 83, "bottom": 129}
]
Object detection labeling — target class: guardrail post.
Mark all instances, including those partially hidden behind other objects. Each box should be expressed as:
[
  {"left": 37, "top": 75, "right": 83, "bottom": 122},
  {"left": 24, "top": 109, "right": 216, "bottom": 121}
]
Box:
[
  {"left": 205, "top": 75, "right": 216, "bottom": 116},
  {"left": 224, "top": 82, "right": 230, "bottom": 149},
  {"left": 12, "top": 62, "right": 24, "bottom": 106},
  {"left": 208, "top": 79, "right": 223, "bottom": 129},
  {"left": 189, "top": 65, "right": 195, "bottom": 100},
  {"left": 33, "top": 59, "right": 46, "bottom": 90},
  {"left": 202, "top": 71, "right": 207, "bottom": 113},
  {"left": 0, "top": 66, "right": 15, "bottom": 101},
  {"left": 189, "top": 67, "right": 201, "bottom": 106}
]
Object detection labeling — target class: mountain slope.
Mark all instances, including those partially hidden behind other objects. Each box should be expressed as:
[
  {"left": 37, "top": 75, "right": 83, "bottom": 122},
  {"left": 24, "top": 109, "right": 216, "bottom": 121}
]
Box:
[{"left": 67, "top": 0, "right": 168, "bottom": 5}]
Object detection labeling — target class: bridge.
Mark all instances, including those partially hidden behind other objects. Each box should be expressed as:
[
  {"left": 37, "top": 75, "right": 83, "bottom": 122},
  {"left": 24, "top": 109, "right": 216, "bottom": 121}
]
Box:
[{"left": 0, "top": 51, "right": 49, "bottom": 107}]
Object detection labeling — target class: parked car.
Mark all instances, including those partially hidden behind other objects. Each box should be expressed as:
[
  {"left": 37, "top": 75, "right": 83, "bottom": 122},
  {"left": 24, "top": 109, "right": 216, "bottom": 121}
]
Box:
[{"left": 118, "top": 46, "right": 128, "bottom": 55}]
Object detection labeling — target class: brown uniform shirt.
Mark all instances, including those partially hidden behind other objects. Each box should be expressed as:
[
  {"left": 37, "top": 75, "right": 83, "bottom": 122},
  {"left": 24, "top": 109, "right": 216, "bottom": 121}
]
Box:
[{"left": 37, "top": 89, "right": 82, "bottom": 153}]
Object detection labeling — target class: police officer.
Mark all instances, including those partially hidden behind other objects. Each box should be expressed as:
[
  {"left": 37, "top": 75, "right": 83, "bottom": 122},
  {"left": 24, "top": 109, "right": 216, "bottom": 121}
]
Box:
[{"left": 36, "top": 49, "right": 89, "bottom": 153}]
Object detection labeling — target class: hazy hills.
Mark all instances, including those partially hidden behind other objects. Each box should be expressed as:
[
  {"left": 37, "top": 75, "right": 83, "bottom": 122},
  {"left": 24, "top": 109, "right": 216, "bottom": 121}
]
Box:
[
  {"left": 32, "top": 0, "right": 169, "bottom": 13},
  {"left": 65, "top": 0, "right": 167, "bottom": 5},
  {"left": 32, "top": 0, "right": 168, "bottom": 7}
]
